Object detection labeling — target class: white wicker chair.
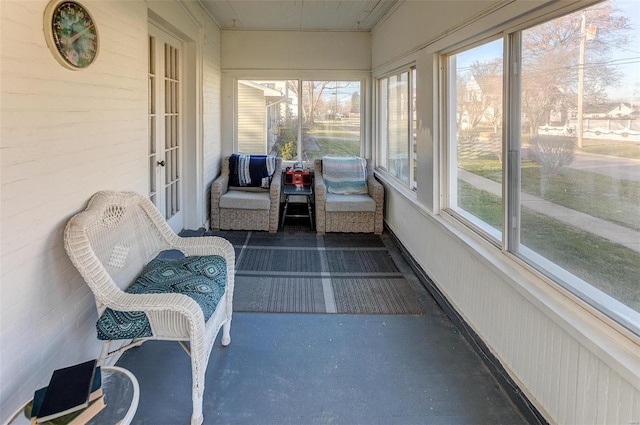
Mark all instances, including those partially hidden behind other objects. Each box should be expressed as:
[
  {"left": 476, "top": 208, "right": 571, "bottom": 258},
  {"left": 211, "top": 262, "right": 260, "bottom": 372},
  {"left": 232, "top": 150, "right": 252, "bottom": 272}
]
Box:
[{"left": 64, "top": 191, "right": 235, "bottom": 425}]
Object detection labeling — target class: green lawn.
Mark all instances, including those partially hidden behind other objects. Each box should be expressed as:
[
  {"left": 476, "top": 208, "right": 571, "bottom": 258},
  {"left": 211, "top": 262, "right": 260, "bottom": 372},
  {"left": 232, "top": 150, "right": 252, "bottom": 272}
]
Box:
[
  {"left": 459, "top": 180, "right": 640, "bottom": 311},
  {"left": 311, "top": 139, "right": 360, "bottom": 157},
  {"left": 579, "top": 138, "right": 640, "bottom": 159},
  {"left": 457, "top": 136, "right": 640, "bottom": 310},
  {"left": 461, "top": 158, "right": 640, "bottom": 231},
  {"left": 306, "top": 120, "right": 361, "bottom": 158}
]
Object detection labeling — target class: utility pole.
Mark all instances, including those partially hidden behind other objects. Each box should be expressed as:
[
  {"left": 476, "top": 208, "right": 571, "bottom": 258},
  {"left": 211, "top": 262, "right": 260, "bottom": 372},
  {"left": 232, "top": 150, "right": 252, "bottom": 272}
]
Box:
[{"left": 577, "top": 10, "right": 586, "bottom": 148}]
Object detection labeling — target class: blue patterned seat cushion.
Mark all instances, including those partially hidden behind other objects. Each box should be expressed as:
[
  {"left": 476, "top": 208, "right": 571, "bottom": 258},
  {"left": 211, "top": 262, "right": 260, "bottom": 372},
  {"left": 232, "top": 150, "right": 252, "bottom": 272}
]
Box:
[{"left": 96, "top": 255, "right": 227, "bottom": 340}]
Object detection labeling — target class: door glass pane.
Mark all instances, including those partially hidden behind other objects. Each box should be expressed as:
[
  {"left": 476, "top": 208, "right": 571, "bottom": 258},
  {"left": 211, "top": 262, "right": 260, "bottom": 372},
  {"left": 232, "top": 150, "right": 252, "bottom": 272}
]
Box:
[
  {"left": 163, "top": 43, "right": 180, "bottom": 219},
  {"left": 148, "top": 35, "right": 156, "bottom": 201}
]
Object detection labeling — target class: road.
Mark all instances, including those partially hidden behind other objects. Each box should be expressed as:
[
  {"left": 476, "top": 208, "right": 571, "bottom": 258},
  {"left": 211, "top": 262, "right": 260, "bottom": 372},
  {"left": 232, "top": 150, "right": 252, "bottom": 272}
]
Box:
[{"left": 567, "top": 152, "right": 640, "bottom": 182}]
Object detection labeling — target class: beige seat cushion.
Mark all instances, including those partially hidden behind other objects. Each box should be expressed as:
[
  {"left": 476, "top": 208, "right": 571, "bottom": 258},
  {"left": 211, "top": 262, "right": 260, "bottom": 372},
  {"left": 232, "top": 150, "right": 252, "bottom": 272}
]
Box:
[
  {"left": 220, "top": 190, "right": 271, "bottom": 210},
  {"left": 325, "top": 193, "right": 376, "bottom": 212}
]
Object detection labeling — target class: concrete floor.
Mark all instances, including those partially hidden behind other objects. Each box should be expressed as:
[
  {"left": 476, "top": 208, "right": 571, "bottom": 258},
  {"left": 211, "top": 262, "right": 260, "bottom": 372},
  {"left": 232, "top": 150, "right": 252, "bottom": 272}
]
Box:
[{"left": 116, "top": 230, "right": 540, "bottom": 425}]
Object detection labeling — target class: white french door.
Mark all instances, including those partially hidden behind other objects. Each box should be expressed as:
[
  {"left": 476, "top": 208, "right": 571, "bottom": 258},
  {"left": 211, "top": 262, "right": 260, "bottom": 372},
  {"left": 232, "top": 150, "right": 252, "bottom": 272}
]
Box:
[{"left": 148, "top": 24, "right": 183, "bottom": 232}]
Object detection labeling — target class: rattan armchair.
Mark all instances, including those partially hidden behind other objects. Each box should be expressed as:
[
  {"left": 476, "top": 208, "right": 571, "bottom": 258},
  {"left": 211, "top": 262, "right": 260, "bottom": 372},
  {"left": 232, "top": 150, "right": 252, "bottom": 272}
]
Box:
[
  {"left": 64, "top": 191, "right": 235, "bottom": 425},
  {"left": 314, "top": 158, "right": 384, "bottom": 234},
  {"left": 210, "top": 156, "right": 282, "bottom": 233}
]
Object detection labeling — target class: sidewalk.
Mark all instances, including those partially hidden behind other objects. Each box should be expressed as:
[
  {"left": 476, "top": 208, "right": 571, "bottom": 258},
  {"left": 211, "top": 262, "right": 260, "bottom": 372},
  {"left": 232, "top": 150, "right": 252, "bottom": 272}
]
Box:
[{"left": 458, "top": 170, "right": 640, "bottom": 253}]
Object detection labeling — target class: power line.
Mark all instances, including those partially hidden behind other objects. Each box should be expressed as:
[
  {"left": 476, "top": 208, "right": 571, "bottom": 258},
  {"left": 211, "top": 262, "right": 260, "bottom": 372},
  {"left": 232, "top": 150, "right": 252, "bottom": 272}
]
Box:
[{"left": 594, "top": 38, "right": 640, "bottom": 56}]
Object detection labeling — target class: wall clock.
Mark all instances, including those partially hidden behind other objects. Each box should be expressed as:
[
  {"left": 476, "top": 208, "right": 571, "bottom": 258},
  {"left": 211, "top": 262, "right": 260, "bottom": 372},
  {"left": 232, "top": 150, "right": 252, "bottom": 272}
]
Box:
[{"left": 43, "top": 0, "right": 99, "bottom": 69}]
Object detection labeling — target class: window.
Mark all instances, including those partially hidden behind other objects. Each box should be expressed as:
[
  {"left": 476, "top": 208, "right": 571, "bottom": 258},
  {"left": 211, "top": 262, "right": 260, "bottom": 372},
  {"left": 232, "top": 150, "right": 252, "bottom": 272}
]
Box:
[
  {"left": 444, "top": 0, "right": 640, "bottom": 334},
  {"left": 446, "top": 40, "right": 503, "bottom": 238},
  {"left": 237, "top": 80, "right": 298, "bottom": 157},
  {"left": 378, "top": 67, "right": 417, "bottom": 189},
  {"left": 237, "top": 80, "right": 362, "bottom": 161}
]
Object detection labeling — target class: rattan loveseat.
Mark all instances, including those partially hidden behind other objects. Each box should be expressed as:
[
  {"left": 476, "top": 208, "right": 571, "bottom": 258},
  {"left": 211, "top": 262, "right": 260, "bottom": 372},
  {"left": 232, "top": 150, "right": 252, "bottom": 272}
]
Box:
[{"left": 314, "top": 157, "right": 384, "bottom": 234}]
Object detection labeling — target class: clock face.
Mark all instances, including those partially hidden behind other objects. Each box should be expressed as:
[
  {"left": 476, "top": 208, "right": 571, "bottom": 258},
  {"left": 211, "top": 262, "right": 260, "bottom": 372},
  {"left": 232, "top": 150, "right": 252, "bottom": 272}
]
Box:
[{"left": 45, "top": 1, "right": 98, "bottom": 69}]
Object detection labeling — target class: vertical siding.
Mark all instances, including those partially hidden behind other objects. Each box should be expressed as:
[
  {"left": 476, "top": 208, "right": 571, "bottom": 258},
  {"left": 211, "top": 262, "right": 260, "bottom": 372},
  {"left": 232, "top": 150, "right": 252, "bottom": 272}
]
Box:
[
  {"left": 203, "top": 21, "right": 222, "bottom": 220},
  {"left": 195, "top": 4, "right": 222, "bottom": 225},
  {"left": 237, "top": 84, "right": 267, "bottom": 154}
]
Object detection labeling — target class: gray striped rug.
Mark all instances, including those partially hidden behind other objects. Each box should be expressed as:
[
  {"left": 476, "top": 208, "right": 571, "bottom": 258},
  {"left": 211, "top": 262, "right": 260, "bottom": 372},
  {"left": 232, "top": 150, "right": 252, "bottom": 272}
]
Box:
[{"left": 226, "top": 231, "right": 424, "bottom": 314}]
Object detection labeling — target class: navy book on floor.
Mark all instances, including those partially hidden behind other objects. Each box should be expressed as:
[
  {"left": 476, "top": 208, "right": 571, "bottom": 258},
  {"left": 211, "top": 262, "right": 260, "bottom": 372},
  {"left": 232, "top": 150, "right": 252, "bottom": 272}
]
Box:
[{"left": 35, "top": 360, "right": 97, "bottom": 423}]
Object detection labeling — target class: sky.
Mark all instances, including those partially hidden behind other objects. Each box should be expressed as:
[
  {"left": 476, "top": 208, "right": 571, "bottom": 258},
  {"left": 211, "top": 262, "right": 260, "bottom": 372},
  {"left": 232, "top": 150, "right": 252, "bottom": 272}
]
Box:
[
  {"left": 454, "top": 0, "right": 640, "bottom": 104},
  {"left": 609, "top": 0, "right": 640, "bottom": 102}
]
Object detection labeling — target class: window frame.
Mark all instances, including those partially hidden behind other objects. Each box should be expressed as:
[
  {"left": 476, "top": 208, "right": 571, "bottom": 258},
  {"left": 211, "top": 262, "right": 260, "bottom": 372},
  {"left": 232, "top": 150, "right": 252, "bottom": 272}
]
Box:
[
  {"left": 234, "top": 76, "right": 366, "bottom": 163},
  {"left": 439, "top": 1, "right": 640, "bottom": 337},
  {"left": 376, "top": 65, "right": 418, "bottom": 191},
  {"left": 441, "top": 37, "right": 505, "bottom": 246}
]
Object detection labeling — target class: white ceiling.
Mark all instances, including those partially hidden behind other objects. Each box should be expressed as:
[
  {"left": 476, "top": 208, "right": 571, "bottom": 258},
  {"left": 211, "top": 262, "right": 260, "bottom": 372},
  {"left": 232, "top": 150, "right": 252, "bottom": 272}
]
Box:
[{"left": 198, "top": 0, "right": 399, "bottom": 31}]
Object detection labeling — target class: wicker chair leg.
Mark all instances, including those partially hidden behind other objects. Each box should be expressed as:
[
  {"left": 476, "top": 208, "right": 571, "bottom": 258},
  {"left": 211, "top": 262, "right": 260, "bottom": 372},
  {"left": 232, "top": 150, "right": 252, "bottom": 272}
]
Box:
[
  {"left": 191, "top": 398, "right": 204, "bottom": 425},
  {"left": 222, "top": 320, "right": 231, "bottom": 346},
  {"left": 191, "top": 360, "right": 205, "bottom": 425}
]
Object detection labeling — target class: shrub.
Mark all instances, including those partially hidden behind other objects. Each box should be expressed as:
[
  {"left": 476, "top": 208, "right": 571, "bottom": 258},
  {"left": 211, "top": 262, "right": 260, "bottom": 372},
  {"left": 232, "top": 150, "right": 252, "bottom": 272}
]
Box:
[
  {"left": 278, "top": 140, "right": 297, "bottom": 160},
  {"left": 528, "top": 135, "right": 576, "bottom": 177},
  {"left": 273, "top": 127, "right": 298, "bottom": 160}
]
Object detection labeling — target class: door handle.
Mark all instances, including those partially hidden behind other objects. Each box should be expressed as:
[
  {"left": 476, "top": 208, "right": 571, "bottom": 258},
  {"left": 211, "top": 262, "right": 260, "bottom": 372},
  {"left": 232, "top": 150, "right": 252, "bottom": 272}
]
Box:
[{"left": 157, "top": 160, "right": 166, "bottom": 167}]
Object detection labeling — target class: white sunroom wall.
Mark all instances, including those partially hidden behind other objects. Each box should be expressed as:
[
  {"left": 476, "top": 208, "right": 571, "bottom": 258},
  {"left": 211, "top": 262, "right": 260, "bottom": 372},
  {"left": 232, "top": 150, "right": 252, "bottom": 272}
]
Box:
[
  {"left": 371, "top": 1, "right": 640, "bottom": 424},
  {"left": 201, "top": 9, "right": 223, "bottom": 225},
  {"left": 0, "top": 1, "right": 222, "bottom": 421}
]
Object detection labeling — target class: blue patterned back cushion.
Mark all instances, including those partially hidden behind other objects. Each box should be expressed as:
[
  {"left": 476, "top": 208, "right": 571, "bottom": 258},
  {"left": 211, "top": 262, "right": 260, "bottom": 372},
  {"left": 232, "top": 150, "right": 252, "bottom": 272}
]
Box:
[
  {"left": 229, "top": 154, "right": 277, "bottom": 188},
  {"left": 322, "top": 156, "right": 368, "bottom": 195},
  {"left": 96, "top": 255, "right": 227, "bottom": 340}
]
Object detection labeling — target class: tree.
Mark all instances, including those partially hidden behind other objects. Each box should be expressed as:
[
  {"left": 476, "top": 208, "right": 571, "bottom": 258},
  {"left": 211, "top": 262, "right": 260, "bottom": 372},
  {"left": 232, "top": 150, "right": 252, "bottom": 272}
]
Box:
[
  {"left": 286, "top": 81, "right": 353, "bottom": 124},
  {"left": 521, "top": 2, "right": 631, "bottom": 136},
  {"left": 470, "top": 58, "right": 502, "bottom": 132},
  {"left": 306, "top": 81, "right": 329, "bottom": 124},
  {"left": 529, "top": 135, "right": 576, "bottom": 196},
  {"left": 351, "top": 91, "right": 360, "bottom": 114},
  {"left": 455, "top": 58, "right": 502, "bottom": 132}
]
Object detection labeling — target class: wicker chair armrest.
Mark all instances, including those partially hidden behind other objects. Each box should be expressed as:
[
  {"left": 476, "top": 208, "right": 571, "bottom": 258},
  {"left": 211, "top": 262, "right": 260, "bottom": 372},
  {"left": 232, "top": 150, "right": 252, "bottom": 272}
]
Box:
[
  {"left": 174, "top": 235, "right": 234, "bottom": 258},
  {"left": 210, "top": 175, "right": 229, "bottom": 230},
  {"left": 367, "top": 176, "right": 384, "bottom": 204},
  {"left": 211, "top": 175, "right": 229, "bottom": 202},
  {"left": 314, "top": 173, "right": 326, "bottom": 201},
  {"left": 269, "top": 169, "right": 282, "bottom": 197}
]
